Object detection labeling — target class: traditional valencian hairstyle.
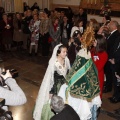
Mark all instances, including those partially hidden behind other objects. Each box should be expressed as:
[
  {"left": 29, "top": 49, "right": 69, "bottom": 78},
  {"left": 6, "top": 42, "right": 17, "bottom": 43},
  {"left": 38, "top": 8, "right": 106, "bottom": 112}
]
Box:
[{"left": 81, "top": 26, "right": 95, "bottom": 50}]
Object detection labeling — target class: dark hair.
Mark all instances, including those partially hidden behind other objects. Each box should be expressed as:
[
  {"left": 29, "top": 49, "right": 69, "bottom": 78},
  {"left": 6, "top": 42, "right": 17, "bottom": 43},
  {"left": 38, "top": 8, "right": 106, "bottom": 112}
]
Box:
[
  {"left": 52, "top": 16, "right": 59, "bottom": 25},
  {"left": 72, "top": 30, "right": 82, "bottom": 38},
  {"left": 95, "top": 34, "right": 107, "bottom": 53},
  {"left": 56, "top": 45, "right": 67, "bottom": 56},
  {"left": 44, "top": 8, "right": 50, "bottom": 17},
  {"left": 105, "top": 15, "right": 111, "bottom": 21},
  {"left": 72, "top": 30, "right": 82, "bottom": 51}
]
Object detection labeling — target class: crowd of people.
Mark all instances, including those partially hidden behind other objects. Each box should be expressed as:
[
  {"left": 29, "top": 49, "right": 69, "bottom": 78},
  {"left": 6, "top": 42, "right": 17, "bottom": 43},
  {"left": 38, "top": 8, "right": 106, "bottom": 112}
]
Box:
[{"left": 0, "top": 2, "right": 120, "bottom": 120}]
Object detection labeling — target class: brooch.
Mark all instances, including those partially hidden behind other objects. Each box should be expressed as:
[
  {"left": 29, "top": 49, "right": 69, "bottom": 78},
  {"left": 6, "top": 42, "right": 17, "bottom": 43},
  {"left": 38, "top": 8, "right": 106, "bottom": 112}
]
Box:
[{"left": 59, "top": 66, "right": 62, "bottom": 69}]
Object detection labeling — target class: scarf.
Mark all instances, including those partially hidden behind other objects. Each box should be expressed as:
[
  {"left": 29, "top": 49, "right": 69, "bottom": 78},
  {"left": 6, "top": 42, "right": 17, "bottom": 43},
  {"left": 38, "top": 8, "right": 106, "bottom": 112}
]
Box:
[{"left": 53, "top": 24, "right": 58, "bottom": 32}]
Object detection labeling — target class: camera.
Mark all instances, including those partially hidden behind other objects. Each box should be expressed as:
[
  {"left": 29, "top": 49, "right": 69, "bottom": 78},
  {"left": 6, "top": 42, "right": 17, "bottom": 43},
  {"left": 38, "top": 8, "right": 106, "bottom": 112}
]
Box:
[
  {"left": 0, "top": 98, "right": 13, "bottom": 120},
  {"left": 0, "top": 69, "right": 18, "bottom": 87}
]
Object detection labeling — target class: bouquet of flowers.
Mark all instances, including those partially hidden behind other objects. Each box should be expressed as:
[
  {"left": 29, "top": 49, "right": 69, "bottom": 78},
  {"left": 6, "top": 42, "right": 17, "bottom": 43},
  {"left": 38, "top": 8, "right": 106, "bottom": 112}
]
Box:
[{"left": 100, "top": 4, "right": 111, "bottom": 16}]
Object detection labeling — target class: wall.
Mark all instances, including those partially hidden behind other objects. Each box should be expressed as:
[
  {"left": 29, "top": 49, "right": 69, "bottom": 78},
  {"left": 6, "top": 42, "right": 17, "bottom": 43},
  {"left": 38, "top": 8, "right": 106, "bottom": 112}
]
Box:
[
  {"left": 53, "top": 0, "right": 81, "bottom": 6},
  {"left": 80, "top": 0, "right": 120, "bottom": 11},
  {"left": 52, "top": 0, "right": 81, "bottom": 12},
  {"left": 14, "top": 0, "right": 23, "bottom": 13}
]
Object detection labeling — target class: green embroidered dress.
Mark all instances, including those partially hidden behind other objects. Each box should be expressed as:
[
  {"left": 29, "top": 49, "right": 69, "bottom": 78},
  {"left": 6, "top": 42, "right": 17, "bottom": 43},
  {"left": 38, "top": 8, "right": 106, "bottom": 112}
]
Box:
[
  {"left": 58, "top": 48, "right": 101, "bottom": 120},
  {"left": 66, "top": 55, "right": 100, "bottom": 101}
]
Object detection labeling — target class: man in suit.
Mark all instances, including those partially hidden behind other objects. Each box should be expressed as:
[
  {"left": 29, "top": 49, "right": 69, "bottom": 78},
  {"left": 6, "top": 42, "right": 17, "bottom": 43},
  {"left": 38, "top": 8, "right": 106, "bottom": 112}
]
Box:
[
  {"left": 50, "top": 95, "right": 80, "bottom": 120},
  {"left": 104, "top": 21, "right": 120, "bottom": 95},
  {"left": 78, "top": 8, "right": 87, "bottom": 29},
  {"left": 108, "top": 35, "right": 120, "bottom": 103}
]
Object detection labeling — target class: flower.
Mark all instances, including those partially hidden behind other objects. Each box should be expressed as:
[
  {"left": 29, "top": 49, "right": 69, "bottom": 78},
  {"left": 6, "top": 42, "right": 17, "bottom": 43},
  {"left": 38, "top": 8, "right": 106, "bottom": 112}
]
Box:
[{"left": 100, "top": 4, "right": 111, "bottom": 16}]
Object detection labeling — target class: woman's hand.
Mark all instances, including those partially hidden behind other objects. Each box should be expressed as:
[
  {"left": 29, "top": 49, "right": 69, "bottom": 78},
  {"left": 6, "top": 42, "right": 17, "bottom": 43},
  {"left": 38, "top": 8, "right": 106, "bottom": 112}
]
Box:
[
  {"left": 49, "top": 94, "right": 53, "bottom": 99},
  {"left": 109, "top": 59, "right": 115, "bottom": 64}
]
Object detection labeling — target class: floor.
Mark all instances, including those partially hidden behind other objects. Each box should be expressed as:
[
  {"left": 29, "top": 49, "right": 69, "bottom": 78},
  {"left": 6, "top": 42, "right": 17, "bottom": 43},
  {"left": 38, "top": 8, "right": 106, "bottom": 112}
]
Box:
[{"left": 1, "top": 49, "right": 120, "bottom": 120}]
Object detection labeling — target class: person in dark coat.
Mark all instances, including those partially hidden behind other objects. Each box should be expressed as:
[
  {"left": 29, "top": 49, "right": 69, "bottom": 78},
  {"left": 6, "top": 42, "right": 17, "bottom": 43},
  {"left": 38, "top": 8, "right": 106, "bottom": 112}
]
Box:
[
  {"left": 0, "top": 7, "right": 4, "bottom": 21},
  {"left": 104, "top": 21, "right": 120, "bottom": 95},
  {"left": 0, "top": 13, "right": 13, "bottom": 51},
  {"left": 23, "top": 2, "right": 30, "bottom": 12},
  {"left": 60, "top": 15, "right": 72, "bottom": 46},
  {"left": 31, "top": 2, "right": 40, "bottom": 11},
  {"left": 78, "top": 8, "right": 87, "bottom": 29},
  {"left": 108, "top": 35, "right": 120, "bottom": 103},
  {"left": 50, "top": 95, "right": 80, "bottom": 120},
  {"left": 22, "top": 9, "right": 33, "bottom": 49}
]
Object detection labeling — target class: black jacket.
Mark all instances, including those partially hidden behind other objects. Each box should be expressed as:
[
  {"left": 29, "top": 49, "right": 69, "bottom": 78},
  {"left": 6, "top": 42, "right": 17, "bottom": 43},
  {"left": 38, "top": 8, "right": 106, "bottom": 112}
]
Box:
[
  {"left": 22, "top": 16, "right": 33, "bottom": 34},
  {"left": 112, "top": 35, "right": 120, "bottom": 71},
  {"left": 50, "top": 104, "right": 80, "bottom": 120},
  {"left": 78, "top": 12, "right": 87, "bottom": 29},
  {"left": 106, "top": 30, "right": 120, "bottom": 59},
  {"left": 60, "top": 22, "right": 72, "bottom": 40}
]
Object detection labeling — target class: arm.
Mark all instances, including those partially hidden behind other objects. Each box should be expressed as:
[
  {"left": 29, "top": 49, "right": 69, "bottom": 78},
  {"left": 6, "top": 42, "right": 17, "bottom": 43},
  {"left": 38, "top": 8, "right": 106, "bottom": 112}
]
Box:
[
  {"left": 0, "top": 71, "right": 27, "bottom": 106},
  {"left": 93, "top": 52, "right": 108, "bottom": 72},
  {"left": 29, "top": 20, "right": 34, "bottom": 32},
  {"left": 56, "top": 25, "right": 61, "bottom": 40},
  {"left": 49, "top": 25, "right": 55, "bottom": 40},
  {"left": 39, "top": 20, "right": 43, "bottom": 35},
  {"left": 43, "top": 19, "right": 50, "bottom": 34}
]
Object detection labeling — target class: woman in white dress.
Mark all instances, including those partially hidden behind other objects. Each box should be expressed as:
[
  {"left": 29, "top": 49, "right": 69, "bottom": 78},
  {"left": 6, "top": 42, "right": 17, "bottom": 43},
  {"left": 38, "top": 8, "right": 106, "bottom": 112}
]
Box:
[
  {"left": 58, "top": 27, "right": 102, "bottom": 120},
  {"left": 33, "top": 44, "right": 70, "bottom": 120}
]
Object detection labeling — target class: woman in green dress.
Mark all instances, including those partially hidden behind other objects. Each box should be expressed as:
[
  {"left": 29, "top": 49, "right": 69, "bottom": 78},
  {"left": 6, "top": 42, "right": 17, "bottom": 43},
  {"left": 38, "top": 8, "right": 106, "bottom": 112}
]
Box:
[{"left": 58, "top": 27, "right": 101, "bottom": 120}]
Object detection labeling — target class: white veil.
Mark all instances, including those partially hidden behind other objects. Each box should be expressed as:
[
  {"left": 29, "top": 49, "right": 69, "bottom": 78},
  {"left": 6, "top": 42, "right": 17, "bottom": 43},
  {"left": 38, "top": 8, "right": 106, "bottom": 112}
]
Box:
[{"left": 33, "top": 43, "right": 70, "bottom": 120}]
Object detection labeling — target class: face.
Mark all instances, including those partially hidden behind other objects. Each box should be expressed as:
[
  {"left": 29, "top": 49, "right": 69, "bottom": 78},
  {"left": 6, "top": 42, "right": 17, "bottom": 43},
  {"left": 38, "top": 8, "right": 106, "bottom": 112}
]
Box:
[
  {"left": 33, "top": 14, "right": 38, "bottom": 20},
  {"left": 3, "top": 15, "right": 7, "bottom": 20},
  {"left": 54, "top": 19, "right": 59, "bottom": 24},
  {"left": 60, "top": 12, "right": 64, "bottom": 17},
  {"left": 58, "top": 48, "right": 67, "bottom": 59},
  {"left": 108, "top": 21, "right": 113, "bottom": 32},
  {"left": 27, "top": 10, "right": 32, "bottom": 16},
  {"left": 79, "top": 9, "right": 83, "bottom": 15},
  {"left": 89, "top": 20, "right": 93, "bottom": 26},
  {"left": 43, "top": 12, "right": 48, "bottom": 18},
  {"left": 93, "top": 40, "right": 97, "bottom": 47},
  {"left": 79, "top": 21, "right": 83, "bottom": 27},
  {"left": 16, "top": 14, "right": 20, "bottom": 19},
  {"left": 63, "top": 17, "right": 68, "bottom": 23},
  {"left": 57, "top": 12, "right": 61, "bottom": 18}
]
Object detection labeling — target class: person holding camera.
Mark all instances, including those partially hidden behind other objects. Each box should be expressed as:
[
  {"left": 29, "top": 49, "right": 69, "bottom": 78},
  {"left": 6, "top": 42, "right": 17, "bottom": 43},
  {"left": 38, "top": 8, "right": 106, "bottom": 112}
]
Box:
[{"left": 0, "top": 69, "right": 27, "bottom": 110}]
